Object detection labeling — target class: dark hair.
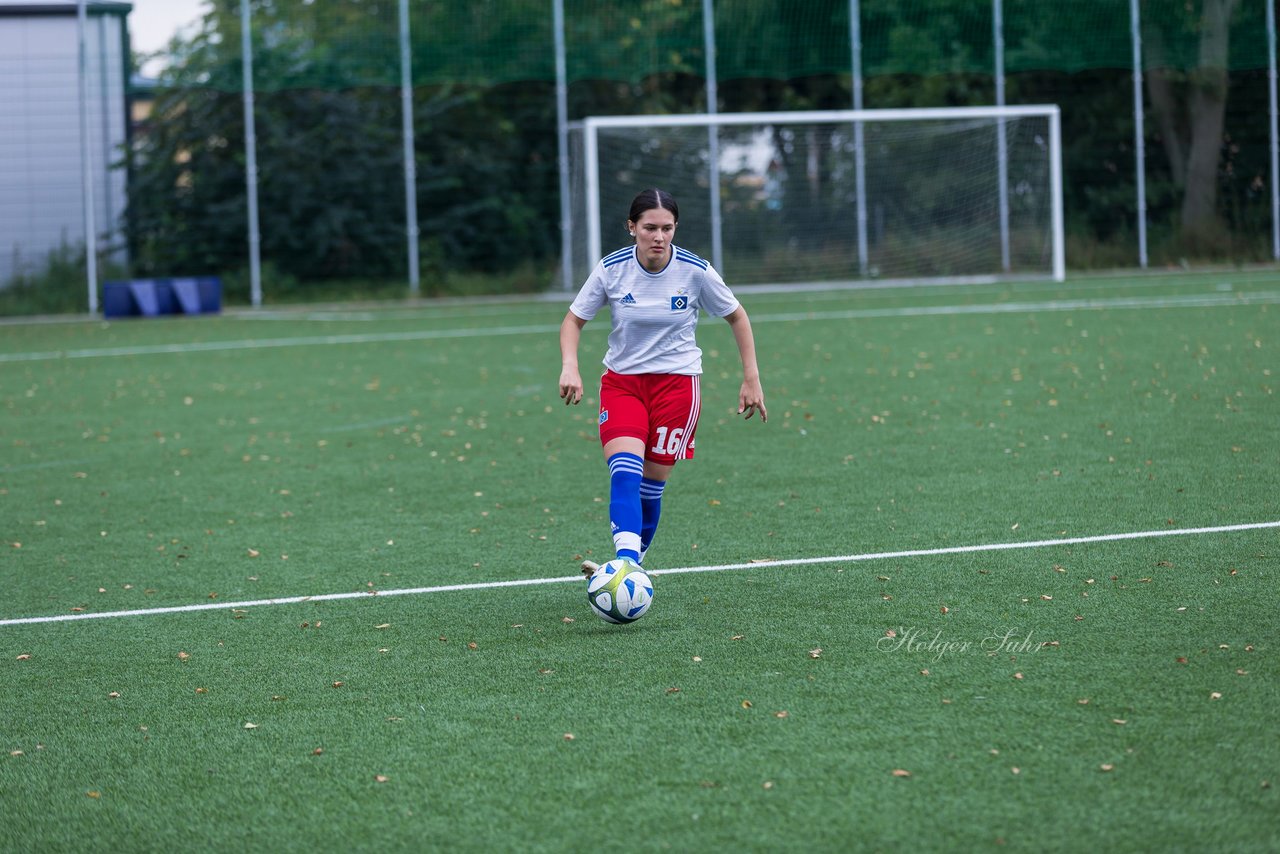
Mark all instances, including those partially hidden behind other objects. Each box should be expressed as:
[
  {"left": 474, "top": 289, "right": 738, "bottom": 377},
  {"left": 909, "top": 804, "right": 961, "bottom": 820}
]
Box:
[{"left": 628, "top": 188, "right": 679, "bottom": 224}]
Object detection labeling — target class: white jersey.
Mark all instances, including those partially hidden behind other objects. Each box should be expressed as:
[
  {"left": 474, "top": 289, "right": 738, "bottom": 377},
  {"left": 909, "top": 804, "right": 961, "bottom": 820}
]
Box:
[{"left": 568, "top": 244, "right": 740, "bottom": 375}]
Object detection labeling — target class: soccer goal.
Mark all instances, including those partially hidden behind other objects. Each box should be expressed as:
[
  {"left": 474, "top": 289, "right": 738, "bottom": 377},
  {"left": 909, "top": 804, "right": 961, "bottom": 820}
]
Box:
[{"left": 566, "top": 106, "right": 1064, "bottom": 288}]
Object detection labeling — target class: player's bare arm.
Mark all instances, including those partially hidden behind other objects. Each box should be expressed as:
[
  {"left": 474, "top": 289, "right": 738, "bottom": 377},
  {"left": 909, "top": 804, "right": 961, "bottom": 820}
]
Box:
[
  {"left": 559, "top": 310, "right": 588, "bottom": 405},
  {"left": 725, "top": 306, "right": 766, "bottom": 422}
]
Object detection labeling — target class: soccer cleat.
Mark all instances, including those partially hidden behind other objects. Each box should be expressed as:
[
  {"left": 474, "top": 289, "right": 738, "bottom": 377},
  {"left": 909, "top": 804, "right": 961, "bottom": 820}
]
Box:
[{"left": 580, "top": 559, "right": 600, "bottom": 578}]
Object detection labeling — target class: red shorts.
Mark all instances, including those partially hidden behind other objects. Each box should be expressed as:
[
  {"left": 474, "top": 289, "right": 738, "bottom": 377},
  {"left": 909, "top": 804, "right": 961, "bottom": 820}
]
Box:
[{"left": 598, "top": 370, "right": 701, "bottom": 464}]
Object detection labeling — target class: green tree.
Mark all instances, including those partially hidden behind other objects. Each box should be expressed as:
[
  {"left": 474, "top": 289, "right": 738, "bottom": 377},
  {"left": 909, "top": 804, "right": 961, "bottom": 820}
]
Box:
[
  {"left": 1144, "top": 0, "right": 1241, "bottom": 250},
  {"left": 128, "top": 0, "right": 560, "bottom": 288}
]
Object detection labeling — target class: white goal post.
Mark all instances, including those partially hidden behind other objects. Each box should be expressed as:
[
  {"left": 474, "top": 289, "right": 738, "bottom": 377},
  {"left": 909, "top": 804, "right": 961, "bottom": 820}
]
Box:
[{"left": 567, "top": 105, "right": 1064, "bottom": 288}]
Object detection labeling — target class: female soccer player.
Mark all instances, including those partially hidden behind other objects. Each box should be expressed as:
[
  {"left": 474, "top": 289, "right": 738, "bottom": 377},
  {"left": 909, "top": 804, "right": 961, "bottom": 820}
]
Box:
[{"left": 559, "top": 188, "right": 766, "bottom": 575}]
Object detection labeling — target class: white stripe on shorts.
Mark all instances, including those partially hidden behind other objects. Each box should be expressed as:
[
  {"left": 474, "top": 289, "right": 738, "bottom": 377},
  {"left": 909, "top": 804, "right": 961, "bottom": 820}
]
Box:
[{"left": 675, "top": 376, "right": 700, "bottom": 459}]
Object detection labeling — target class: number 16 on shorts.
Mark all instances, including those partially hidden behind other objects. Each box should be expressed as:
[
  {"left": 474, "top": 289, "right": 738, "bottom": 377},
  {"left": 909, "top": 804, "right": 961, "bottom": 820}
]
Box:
[{"left": 651, "top": 426, "right": 684, "bottom": 456}]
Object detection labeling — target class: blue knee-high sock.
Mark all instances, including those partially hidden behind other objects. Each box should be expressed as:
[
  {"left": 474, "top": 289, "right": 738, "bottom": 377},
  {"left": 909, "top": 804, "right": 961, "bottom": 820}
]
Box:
[
  {"left": 639, "top": 477, "right": 666, "bottom": 562},
  {"left": 607, "top": 452, "right": 644, "bottom": 562}
]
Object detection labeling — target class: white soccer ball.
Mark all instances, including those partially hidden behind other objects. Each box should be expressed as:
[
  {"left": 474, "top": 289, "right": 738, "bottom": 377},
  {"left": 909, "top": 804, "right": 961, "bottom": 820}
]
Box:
[{"left": 586, "top": 559, "right": 654, "bottom": 624}]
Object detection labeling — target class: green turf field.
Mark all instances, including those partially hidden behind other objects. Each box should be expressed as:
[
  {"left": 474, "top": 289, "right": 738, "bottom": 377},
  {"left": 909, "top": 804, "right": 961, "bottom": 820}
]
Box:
[{"left": 2, "top": 270, "right": 1278, "bottom": 852}]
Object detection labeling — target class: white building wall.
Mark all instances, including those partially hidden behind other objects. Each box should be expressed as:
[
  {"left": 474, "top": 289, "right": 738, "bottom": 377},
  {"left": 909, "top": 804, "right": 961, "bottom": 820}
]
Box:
[{"left": 0, "top": 5, "right": 129, "bottom": 286}]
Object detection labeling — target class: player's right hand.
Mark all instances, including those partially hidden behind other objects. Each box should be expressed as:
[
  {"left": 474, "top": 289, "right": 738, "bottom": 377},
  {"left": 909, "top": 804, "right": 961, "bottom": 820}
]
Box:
[{"left": 559, "top": 368, "right": 583, "bottom": 405}]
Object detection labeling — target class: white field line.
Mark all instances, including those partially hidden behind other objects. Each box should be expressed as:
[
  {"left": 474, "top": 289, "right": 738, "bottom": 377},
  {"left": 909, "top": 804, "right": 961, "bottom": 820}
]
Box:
[
  {"left": 1, "top": 290, "right": 1277, "bottom": 364},
  {"left": 0, "top": 323, "right": 557, "bottom": 364},
  {"left": 2, "top": 520, "right": 1275, "bottom": 627}
]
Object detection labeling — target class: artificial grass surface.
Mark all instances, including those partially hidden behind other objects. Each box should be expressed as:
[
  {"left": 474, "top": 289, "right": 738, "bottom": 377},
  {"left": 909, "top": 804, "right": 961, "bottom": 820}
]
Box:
[{"left": 2, "top": 270, "right": 1278, "bottom": 851}]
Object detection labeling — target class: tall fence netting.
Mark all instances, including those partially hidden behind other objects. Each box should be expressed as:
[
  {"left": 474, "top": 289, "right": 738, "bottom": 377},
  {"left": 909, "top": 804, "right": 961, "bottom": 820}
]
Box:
[{"left": 4, "top": 0, "right": 1274, "bottom": 302}]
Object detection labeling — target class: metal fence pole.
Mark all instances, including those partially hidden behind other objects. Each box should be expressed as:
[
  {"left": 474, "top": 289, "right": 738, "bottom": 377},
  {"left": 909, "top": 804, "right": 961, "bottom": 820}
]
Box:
[
  {"left": 1129, "top": 0, "right": 1148, "bottom": 269},
  {"left": 76, "top": 0, "right": 99, "bottom": 313},
  {"left": 1049, "top": 107, "right": 1066, "bottom": 282},
  {"left": 703, "top": 0, "right": 723, "bottom": 273},
  {"left": 554, "top": 0, "right": 574, "bottom": 289},
  {"left": 1268, "top": 0, "right": 1279, "bottom": 260},
  {"left": 399, "top": 0, "right": 420, "bottom": 294},
  {"left": 240, "top": 0, "right": 262, "bottom": 306},
  {"left": 850, "top": 0, "right": 868, "bottom": 278},
  {"left": 994, "top": 0, "right": 1011, "bottom": 272}
]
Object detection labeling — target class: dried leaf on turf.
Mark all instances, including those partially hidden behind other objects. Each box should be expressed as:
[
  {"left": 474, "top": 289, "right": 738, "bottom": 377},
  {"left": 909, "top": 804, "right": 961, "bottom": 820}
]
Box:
[
  {"left": 16, "top": 654, "right": 30, "bottom": 661},
  {"left": 375, "top": 624, "right": 391, "bottom": 629},
  {"left": 1099, "top": 764, "right": 1114, "bottom": 772},
  {"left": 891, "top": 769, "right": 912, "bottom": 778},
  {"left": 808, "top": 648, "right": 823, "bottom": 659},
  {"left": 374, "top": 775, "right": 390, "bottom": 783},
  {"left": 563, "top": 733, "right": 575, "bottom": 741},
  {"left": 86, "top": 791, "right": 101, "bottom": 798},
  {"left": 1210, "top": 692, "right": 1222, "bottom": 700},
  {"left": 741, "top": 700, "right": 753, "bottom": 709},
  {"left": 177, "top": 651, "right": 190, "bottom": 661},
  {"left": 244, "top": 722, "right": 258, "bottom": 730}
]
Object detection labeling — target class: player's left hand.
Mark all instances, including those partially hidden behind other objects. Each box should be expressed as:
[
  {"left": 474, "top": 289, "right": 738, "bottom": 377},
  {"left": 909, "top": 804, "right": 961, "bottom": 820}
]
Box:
[{"left": 738, "top": 378, "right": 766, "bottom": 422}]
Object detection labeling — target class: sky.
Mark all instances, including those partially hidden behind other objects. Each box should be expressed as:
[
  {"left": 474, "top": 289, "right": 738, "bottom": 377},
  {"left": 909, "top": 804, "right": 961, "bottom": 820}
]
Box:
[{"left": 128, "top": 0, "right": 208, "bottom": 73}]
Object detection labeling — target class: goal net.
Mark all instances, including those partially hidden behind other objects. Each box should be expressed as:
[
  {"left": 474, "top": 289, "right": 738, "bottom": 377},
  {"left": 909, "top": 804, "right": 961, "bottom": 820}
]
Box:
[{"left": 566, "top": 106, "right": 1063, "bottom": 288}]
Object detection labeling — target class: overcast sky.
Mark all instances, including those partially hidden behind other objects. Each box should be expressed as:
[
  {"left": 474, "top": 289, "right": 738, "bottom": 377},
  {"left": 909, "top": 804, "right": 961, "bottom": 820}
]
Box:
[{"left": 129, "top": 0, "right": 207, "bottom": 69}]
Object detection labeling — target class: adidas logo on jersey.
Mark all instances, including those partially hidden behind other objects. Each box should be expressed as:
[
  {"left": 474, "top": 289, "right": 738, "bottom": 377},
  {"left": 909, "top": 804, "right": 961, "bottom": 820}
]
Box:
[{"left": 620, "top": 292, "right": 637, "bottom": 306}]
